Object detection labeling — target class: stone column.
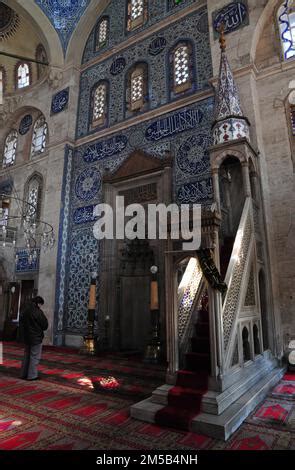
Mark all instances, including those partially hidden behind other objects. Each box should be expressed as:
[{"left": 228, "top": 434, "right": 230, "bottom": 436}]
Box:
[
  {"left": 165, "top": 235, "right": 178, "bottom": 384},
  {"left": 212, "top": 168, "right": 221, "bottom": 212},
  {"left": 242, "top": 162, "right": 251, "bottom": 198}
]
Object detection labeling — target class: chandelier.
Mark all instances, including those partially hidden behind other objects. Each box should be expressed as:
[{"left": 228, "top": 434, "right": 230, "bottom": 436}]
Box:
[{"left": 0, "top": 190, "right": 55, "bottom": 267}]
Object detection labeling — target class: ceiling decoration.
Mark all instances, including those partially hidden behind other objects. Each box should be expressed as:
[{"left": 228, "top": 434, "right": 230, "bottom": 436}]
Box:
[
  {"left": 0, "top": 2, "right": 20, "bottom": 41},
  {"left": 34, "top": 0, "right": 91, "bottom": 53}
]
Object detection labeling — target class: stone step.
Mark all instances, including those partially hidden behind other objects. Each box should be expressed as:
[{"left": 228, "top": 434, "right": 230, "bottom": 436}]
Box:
[
  {"left": 130, "top": 397, "right": 163, "bottom": 424},
  {"left": 202, "top": 356, "right": 279, "bottom": 415},
  {"left": 191, "top": 366, "right": 285, "bottom": 441}
]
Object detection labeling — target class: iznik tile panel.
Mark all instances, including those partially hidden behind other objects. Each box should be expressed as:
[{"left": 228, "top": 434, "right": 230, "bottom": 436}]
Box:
[
  {"left": 83, "top": 0, "right": 198, "bottom": 63},
  {"left": 77, "top": 7, "right": 212, "bottom": 138}
]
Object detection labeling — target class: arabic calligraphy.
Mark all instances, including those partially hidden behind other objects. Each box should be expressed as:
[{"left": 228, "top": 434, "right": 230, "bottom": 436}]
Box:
[
  {"left": 145, "top": 109, "right": 204, "bottom": 142},
  {"left": 148, "top": 37, "right": 167, "bottom": 56},
  {"left": 177, "top": 179, "right": 213, "bottom": 204},
  {"left": 19, "top": 115, "right": 32, "bottom": 135},
  {"left": 83, "top": 135, "right": 128, "bottom": 162},
  {"left": 213, "top": 2, "right": 248, "bottom": 35},
  {"left": 73, "top": 205, "right": 97, "bottom": 225},
  {"left": 51, "top": 88, "right": 69, "bottom": 114},
  {"left": 16, "top": 249, "right": 40, "bottom": 273},
  {"left": 110, "top": 57, "right": 126, "bottom": 76}
]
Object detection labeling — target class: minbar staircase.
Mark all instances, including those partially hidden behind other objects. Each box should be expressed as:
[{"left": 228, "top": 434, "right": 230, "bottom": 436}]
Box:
[
  {"left": 134, "top": 305, "right": 211, "bottom": 431},
  {"left": 131, "top": 198, "right": 285, "bottom": 440}
]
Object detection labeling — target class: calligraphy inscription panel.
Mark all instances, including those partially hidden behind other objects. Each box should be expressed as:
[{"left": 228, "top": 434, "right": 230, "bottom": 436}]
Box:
[{"left": 212, "top": 1, "right": 249, "bottom": 38}]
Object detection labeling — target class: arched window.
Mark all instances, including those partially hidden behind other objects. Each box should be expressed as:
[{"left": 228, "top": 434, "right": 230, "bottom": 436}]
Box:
[
  {"left": 16, "top": 62, "right": 30, "bottom": 89},
  {"left": 278, "top": 1, "right": 295, "bottom": 60},
  {"left": 0, "top": 67, "right": 5, "bottom": 104},
  {"left": 36, "top": 44, "right": 48, "bottom": 79},
  {"left": 25, "top": 174, "right": 43, "bottom": 222},
  {"left": 127, "top": 0, "right": 147, "bottom": 31},
  {"left": 95, "top": 17, "right": 109, "bottom": 50},
  {"left": 0, "top": 197, "right": 9, "bottom": 227},
  {"left": 3, "top": 130, "right": 18, "bottom": 168},
  {"left": 31, "top": 116, "right": 47, "bottom": 156},
  {"left": 126, "top": 63, "right": 148, "bottom": 113},
  {"left": 170, "top": 41, "right": 194, "bottom": 98},
  {"left": 91, "top": 81, "right": 108, "bottom": 128}
]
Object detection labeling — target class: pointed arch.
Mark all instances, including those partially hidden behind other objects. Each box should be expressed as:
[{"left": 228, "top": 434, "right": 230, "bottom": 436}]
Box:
[{"left": 1, "top": 0, "right": 63, "bottom": 68}]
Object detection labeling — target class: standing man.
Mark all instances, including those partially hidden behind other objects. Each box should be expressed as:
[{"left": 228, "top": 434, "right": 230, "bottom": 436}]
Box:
[{"left": 18, "top": 296, "right": 48, "bottom": 380}]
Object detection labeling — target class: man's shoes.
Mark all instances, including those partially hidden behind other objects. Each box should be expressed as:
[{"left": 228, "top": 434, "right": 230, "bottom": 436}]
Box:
[{"left": 27, "top": 377, "right": 40, "bottom": 381}]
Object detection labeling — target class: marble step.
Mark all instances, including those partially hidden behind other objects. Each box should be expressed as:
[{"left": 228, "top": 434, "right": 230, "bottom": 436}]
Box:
[{"left": 191, "top": 366, "right": 285, "bottom": 441}]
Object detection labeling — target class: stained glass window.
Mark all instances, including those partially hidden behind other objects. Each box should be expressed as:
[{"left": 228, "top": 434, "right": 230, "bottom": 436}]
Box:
[
  {"left": 3, "top": 130, "right": 17, "bottom": 168},
  {"left": 17, "top": 62, "right": 30, "bottom": 88},
  {"left": 127, "top": 0, "right": 147, "bottom": 31},
  {"left": 31, "top": 116, "right": 47, "bottom": 156},
  {"left": 92, "top": 82, "right": 107, "bottom": 127},
  {"left": 278, "top": 0, "right": 295, "bottom": 60},
  {"left": 95, "top": 18, "right": 108, "bottom": 50}
]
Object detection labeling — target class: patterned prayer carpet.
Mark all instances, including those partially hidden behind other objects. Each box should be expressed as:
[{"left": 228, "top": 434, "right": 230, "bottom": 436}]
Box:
[{"left": 0, "top": 342, "right": 294, "bottom": 450}]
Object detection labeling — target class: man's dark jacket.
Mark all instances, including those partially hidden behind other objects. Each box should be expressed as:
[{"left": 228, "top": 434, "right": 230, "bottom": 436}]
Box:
[{"left": 18, "top": 302, "right": 48, "bottom": 345}]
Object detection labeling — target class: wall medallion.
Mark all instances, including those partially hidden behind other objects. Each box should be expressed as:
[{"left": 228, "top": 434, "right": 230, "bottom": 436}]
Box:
[
  {"left": 19, "top": 115, "right": 33, "bottom": 135},
  {"left": 176, "top": 134, "right": 210, "bottom": 175},
  {"left": 110, "top": 57, "right": 126, "bottom": 76},
  {"left": 51, "top": 88, "right": 69, "bottom": 114},
  {"left": 148, "top": 37, "right": 167, "bottom": 56},
  {"left": 75, "top": 168, "right": 101, "bottom": 201},
  {"left": 213, "top": 2, "right": 248, "bottom": 37}
]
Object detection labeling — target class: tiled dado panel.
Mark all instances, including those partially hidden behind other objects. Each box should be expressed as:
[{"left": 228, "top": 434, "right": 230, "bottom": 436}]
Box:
[
  {"left": 77, "top": 6, "right": 212, "bottom": 138},
  {"left": 82, "top": 0, "right": 199, "bottom": 64}
]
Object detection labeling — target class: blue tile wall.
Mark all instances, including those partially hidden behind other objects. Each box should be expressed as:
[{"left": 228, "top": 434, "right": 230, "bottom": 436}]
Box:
[
  {"left": 77, "top": 7, "right": 212, "bottom": 138},
  {"left": 16, "top": 249, "right": 40, "bottom": 273},
  {"left": 55, "top": 3, "right": 215, "bottom": 339},
  {"left": 82, "top": 0, "right": 197, "bottom": 64}
]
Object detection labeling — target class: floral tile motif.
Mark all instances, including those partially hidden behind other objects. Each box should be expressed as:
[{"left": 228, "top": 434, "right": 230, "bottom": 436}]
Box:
[{"left": 35, "top": 0, "right": 90, "bottom": 53}]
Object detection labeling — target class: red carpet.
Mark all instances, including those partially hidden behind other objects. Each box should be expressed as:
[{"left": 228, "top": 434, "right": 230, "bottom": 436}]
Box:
[
  {"left": 0, "top": 342, "right": 294, "bottom": 450},
  {"left": 155, "top": 306, "right": 210, "bottom": 430}
]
